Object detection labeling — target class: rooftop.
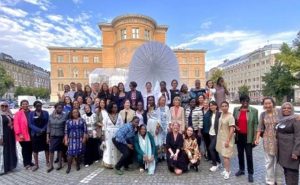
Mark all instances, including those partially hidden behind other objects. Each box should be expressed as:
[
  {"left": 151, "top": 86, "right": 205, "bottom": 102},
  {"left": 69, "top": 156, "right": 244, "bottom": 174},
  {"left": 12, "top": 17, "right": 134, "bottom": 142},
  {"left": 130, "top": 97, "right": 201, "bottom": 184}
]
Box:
[
  {"left": 218, "top": 44, "right": 281, "bottom": 68},
  {"left": 47, "top": 46, "right": 102, "bottom": 50}
]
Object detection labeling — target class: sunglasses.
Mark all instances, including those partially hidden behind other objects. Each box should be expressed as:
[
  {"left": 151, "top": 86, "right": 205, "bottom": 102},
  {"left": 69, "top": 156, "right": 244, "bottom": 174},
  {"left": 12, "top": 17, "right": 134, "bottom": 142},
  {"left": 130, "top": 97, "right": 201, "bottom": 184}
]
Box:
[{"left": 1, "top": 105, "right": 8, "bottom": 108}]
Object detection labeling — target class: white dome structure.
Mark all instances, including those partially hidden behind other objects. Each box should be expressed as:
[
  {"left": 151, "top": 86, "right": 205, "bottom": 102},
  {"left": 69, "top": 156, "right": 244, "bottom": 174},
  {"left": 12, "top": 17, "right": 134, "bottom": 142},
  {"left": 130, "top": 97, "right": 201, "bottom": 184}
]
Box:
[{"left": 127, "top": 41, "right": 180, "bottom": 92}]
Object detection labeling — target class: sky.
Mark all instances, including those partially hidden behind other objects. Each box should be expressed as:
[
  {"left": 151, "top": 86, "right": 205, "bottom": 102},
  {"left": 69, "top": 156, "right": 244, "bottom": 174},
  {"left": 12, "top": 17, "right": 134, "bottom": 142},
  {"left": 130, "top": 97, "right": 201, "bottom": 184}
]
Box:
[{"left": 0, "top": 0, "right": 299, "bottom": 71}]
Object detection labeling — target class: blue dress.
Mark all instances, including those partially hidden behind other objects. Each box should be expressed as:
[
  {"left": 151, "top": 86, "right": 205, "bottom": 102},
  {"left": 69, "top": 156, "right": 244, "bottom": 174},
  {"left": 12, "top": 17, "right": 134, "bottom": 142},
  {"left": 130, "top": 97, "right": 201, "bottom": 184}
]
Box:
[{"left": 65, "top": 118, "right": 87, "bottom": 156}]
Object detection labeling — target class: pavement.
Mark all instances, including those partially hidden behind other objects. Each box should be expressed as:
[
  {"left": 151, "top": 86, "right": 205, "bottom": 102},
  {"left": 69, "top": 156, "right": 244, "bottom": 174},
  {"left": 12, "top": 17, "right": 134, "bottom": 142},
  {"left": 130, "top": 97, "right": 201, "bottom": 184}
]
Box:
[{"left": 0, "top": 141, "right": 272, "bottom": 185}]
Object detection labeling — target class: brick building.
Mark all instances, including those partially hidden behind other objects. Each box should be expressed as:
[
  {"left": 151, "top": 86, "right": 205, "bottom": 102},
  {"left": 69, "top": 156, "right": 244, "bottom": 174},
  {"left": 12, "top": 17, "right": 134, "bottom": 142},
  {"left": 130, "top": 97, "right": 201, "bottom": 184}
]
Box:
[{"left": 48, "top": 14, "right": 206, "bottom": 102}]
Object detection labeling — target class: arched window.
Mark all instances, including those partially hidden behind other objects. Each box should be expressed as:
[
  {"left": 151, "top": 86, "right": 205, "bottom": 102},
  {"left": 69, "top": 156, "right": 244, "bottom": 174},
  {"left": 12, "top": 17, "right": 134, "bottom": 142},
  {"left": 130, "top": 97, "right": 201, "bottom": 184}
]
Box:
[{"left": 73, "top": 68, "right": 79, "bottom": 78}]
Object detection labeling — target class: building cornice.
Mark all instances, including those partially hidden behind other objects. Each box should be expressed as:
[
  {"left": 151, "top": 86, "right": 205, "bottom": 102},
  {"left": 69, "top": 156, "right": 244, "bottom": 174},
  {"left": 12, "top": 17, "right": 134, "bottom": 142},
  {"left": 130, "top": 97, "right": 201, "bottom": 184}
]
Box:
[
  {"left": 173, "top": 49, "right": 207, "bottom": 53},
  {"left": 47, "top": 46, "right": 102, "bottom": 51}
]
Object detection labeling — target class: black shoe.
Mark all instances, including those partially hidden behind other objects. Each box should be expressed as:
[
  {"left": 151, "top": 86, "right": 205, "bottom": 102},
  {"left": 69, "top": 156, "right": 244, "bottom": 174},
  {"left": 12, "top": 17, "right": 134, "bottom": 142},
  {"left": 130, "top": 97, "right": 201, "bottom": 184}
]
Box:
[
  {"left": 195, "top": 165, "right": 199, "bottom": 172},
  {"left": 235, "top": 170, "right": 245, "bottom": 176},
  {"left": 76, "top": 165, "right": 80, "bottom": 171},
  {"left": 248, "top": 175, "right": 254, "bottom": 183},
  {"left": 54, "top": 158, "right": 59, "bottom": 163},
  {"left": 66, "top": 167, "right": 71, "bottom": 174},
  {"left": 47, "top": 167, "right": 54, "bottom": 173}
]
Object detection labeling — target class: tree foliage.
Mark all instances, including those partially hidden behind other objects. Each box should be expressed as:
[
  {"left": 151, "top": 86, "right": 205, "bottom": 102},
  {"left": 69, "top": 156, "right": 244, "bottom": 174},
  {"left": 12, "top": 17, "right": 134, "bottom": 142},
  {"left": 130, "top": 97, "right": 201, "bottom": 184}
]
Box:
[
  {"left": 0, "top": 65, "right": 14, "bottom": 97},
  {"left": 262, "top": 62, "right": 297, "bottom": 103},
  {"left": 276, "top": 31, "right": 300, "bottom": 73},
  {"left": 14, "top": 86, "right": 50, "bottom": 99},
  {"left": 238, "top": 84, "right": 250, "bottom": 97},
  {"left": 210, "top": 68, "right": 224, "bottom": 83}
]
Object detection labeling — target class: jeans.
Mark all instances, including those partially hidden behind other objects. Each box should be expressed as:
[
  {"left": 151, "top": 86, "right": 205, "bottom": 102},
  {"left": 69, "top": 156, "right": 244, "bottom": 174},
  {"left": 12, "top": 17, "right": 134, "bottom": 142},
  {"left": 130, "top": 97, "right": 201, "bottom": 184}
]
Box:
[
  {"left": 209, "top": 135, "right": 220, "bottom": 166},
  {"left": 236, "top": 134, "right": 253, "bottom": 175},
  {"left": 112, "top": 138, "right": 134, "bottom": 170}
]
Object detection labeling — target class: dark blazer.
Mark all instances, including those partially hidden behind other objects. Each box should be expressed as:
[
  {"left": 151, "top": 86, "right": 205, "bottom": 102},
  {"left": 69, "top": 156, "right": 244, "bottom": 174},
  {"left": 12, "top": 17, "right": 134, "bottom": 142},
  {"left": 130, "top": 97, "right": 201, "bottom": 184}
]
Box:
[
  {"left": 202, "top": 111, "right": 221, "bottom": 135},
  {"left": 126, "top": 90, "right": 143, "bottom": 110},
  {"left": 277, "top": 117, "right": 300, "bottom": 170}
]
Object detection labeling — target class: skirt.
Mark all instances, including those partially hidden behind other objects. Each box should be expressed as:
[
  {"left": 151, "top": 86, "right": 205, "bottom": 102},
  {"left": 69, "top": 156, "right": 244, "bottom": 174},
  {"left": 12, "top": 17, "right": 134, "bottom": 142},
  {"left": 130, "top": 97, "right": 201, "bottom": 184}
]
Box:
[
  {"left": 32, "top": 133, "right": 49, "bottom": 153},
  {"left": 49, "top": 136, "right": 64, "bottom": 152}
]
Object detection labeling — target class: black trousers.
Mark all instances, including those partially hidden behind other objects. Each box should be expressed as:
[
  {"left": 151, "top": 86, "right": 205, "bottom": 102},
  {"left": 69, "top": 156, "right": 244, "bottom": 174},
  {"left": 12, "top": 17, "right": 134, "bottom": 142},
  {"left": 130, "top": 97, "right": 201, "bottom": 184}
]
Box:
[
  {"left": 284, "top": 167, "right": 299, "bottom": 185},
  {"left": 236, "top": 133, "right": 254, "bottom": 175},
  {"left": 84, "top": 138, "right": 100, "bottom": 165},
  {"left": 112, "top": 138, "right": 134, "bottom": 170},
  {"left": 202, "top": 132, "right": 211, "bottom": 160},
  {"left": 19, "top": 141, "right": 33, "bottom": 167},
  {"left": 208, "top": 135, "right": 220, "bottom": 166}
]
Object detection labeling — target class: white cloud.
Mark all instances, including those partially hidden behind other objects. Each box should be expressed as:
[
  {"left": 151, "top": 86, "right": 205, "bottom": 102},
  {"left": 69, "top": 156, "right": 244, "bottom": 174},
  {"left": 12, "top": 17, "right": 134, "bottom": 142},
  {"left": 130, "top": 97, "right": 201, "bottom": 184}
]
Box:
[
  {"left": 72, "top": 0, "right": 82, "bottom": 4},
  {"left": 0, "top": 10, "right": 102, "bottom": 69},
  {"left": 174, "top": 30, "right": 297, "bottom": 71},
  {"left": 23, "top": 0, "right": 51, "bottom": 11},
  {"left": 200, "top": 21, "right": 212, "bottom": 29},
  {"left": 47, "top": 14, "right": 63, "bottom": 22},
  {"left": 0, "top": 6, "right": 28, "bottom": 17}
]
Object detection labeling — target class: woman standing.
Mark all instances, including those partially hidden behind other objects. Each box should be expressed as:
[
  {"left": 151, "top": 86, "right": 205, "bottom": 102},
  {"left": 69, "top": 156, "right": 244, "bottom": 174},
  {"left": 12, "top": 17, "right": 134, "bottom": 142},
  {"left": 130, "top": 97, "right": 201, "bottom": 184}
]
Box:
[
  {"left": 84, "top": 85, "right": 92, "bottom": 100},
  {"left": 184, "top": 127, "right": 201, "bottom": 172},
  {"left": 180, "top": 84, "right": 190, "bottom": 110},
  {"left": 135, "top": 101, "right": 146, "bottom": 126},
  {"left": 169, "top": 80, "right": 180, "bottom": 107},
  {"left": 156, "top": 96, "right": 171, "bottom": 160},
  {"left": 214, "top": 77, "right": 229, "bottom": 109},
  {"left": 64, "top": 109, "right": 87, "bottom": 173},
  {"left": 117, "top": 82, "right": 126, "bottom": 111},
  {"left": 216, "top": 101, "right": 235, "bottom": 179},
  {"left": 98, "top": 83, "right": 111, "bottom": 105},
  {"left": 205, "top": 101, "right": 221, "bottom": 172},
  {"left": 276, "top": 102, "right": 300, "bottom": 185},
  {"left": 110, "top": 86, "right": 119, "bottom": 108},
  {"left": 29, "top": 101, "right": 50, "bottom": 171},
  {"left": 205, "top": 80, "right": 216, "bottom": 101},
  {"left": 82, "top": 105, "right": 99, "bottom": 167},
  {"left": 102, "top": 102, "right": 123, "bottom": 168},
  {"left": 166, "top": 122, "right": 188, "bottom": 175},
  {"left": 0, "top": 101, "right": 17, "bottom": 174},
  {"left": 170, "top": 97, "right": 185, "bottom": 133},
  {"left": 14, "top": 100, "right": 33, "bottom": 169},
  {"left": 197, "top": 95, "right": 205, "bottom": 110},
  {"left": 47, "top": 103, "right": 67, "bottom": 172},
  {"left": 143, "top": 82, "right": 154, "bottom": 110},
  {"left": 157, "top": 81, "right": 171, "bottom": 106},
  {"left": 254, "top": 98, "right": 283, "bottom": 185},
  {"left": 146, "top": 96, "right": 161, "bottom": 158},
  {"left": 63, "top": 96, "right": 72, "bottom": 114},
  {"left": 120, "top": 99, "right": 135, "bottom": 124},
  {"left": 134, "top": 124, "right": 157, "bottom": 175}
]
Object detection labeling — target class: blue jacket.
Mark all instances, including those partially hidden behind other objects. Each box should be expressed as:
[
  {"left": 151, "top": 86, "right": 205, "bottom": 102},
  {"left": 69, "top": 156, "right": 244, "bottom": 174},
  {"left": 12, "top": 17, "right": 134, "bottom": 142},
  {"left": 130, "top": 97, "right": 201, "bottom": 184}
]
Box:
[
  {"left": 202, "top": 111, "right": 221, "bottom": 135},
  {"left": 29, "top": 110, "right": 49, "bottom": 135}
]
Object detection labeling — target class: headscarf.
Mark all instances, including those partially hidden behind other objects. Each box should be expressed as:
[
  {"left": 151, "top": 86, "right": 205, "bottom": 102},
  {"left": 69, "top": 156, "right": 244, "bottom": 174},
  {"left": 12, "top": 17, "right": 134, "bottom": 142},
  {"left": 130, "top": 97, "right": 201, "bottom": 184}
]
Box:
[
  {"left": 279, "top": 102, "right": 298, "bottom": 123},
  {"left": 0, "top": 101, "right": 13, "bottom": 127}
]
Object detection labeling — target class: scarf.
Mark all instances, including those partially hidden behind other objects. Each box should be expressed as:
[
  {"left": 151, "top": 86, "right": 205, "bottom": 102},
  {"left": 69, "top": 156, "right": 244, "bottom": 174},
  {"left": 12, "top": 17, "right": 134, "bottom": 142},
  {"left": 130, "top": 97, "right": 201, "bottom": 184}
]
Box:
[
  {"left": 138, "top": 133, "right": 155, "bottom": 175},
  {"left": 0, "top": 101, "right": 13, "bottom": 128},
  {"left": 279, "top": 102, "right": 298, "bottom": 123}
]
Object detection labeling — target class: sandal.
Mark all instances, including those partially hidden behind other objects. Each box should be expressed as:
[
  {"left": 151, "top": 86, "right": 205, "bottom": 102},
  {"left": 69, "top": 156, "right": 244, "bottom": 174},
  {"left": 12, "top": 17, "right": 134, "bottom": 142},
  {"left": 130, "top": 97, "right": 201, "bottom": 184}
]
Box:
[
  {"left": 31, "top": 166, "right": 39, "bottom": 172},
  {"left": 47, "top": 167, "right": 54, "bottom": 173}
]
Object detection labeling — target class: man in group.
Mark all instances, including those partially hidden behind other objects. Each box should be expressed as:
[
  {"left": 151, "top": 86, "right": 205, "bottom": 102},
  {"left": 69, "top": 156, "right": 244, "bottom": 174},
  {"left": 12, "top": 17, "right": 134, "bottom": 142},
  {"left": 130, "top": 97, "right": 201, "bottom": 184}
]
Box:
[
  {"left": 74, "top": 83, "right": 85, "bottom": 100},
  {"left": 126, "top": 81, "right": 143, "bottom": 110},
  {"left": 233, "top": 94, "right": 258, "bottom": 183},
  {"left": 190, "top": 79, "right": 206, "bottom": 99},
  {"left": 113, "top": 116, "right": 140, "bottom": 175}
]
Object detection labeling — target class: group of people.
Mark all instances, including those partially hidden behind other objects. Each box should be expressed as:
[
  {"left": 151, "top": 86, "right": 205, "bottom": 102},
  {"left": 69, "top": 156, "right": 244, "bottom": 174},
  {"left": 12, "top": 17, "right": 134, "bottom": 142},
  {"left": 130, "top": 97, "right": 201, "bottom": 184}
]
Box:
[{"left": 0, "top": 77, "right": 299, "bottom": 185}]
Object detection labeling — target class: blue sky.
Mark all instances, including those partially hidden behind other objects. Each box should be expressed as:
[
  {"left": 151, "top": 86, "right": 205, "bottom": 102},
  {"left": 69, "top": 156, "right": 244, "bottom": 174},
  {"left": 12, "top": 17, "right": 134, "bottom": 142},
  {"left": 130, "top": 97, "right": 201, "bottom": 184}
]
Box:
[{"left": 0, "top": 0, "right": 299, "bottom": 70}]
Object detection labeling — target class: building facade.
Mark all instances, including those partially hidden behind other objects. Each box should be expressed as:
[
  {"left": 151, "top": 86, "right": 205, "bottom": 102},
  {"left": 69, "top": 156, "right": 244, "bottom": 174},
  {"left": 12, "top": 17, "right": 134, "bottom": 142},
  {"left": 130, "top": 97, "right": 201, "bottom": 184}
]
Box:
[
  {"left": 48, "top": 14, "right": 206, "bottom": 102},
  {"left": 0, "top": 53, "right": 50, "bottom": 99},
  {"left": 211, "top": 44, "right": 281, "bottom": 102}
]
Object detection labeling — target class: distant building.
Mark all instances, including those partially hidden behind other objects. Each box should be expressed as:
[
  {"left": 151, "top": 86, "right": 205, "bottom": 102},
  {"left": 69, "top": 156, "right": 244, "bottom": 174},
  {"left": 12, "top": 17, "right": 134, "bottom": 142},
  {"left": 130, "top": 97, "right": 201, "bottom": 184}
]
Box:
[
  {"left": 208, "top": 44, "right": 281, "bottom": 101},
  {"left": 0, "top": 53, "right": 50, "bottom": 99},
  {"left": 48, "top": 14, "right": 206, "bottom": 102}
]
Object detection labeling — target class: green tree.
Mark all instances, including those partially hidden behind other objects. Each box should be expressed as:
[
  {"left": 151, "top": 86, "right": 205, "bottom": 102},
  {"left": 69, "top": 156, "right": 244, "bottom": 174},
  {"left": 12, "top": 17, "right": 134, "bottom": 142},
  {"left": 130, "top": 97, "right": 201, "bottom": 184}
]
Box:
[
  {"left": 0, "top": 65, "right": 14, "bottom": 97},
  {"left": 276, "top": 31, "right": 300, "bottom": 74},
  {"left": 262, "top": 62, "right": 297, "bottom": 104},
  {"left": 238, "top": 84, "right": 250, "bottom": 97},
  {"left": 14, "top": 86, "right": 25, "bottom": 97},
  {"left": 210, "top": 68, "right": 224, "bottom": 83}
]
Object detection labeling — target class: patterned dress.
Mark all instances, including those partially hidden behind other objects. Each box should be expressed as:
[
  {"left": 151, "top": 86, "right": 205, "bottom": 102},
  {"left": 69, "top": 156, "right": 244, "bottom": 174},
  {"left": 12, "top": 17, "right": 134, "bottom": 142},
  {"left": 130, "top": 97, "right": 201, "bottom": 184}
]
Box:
[
  {"left": 184, "top": 137, "right": 201, "bottom": 164},
  {"left": 65, "top": 118, "right": 87, "bottom": 156},
  {"left": 102, "top": 113, "right": 123, "bottom": 168}
]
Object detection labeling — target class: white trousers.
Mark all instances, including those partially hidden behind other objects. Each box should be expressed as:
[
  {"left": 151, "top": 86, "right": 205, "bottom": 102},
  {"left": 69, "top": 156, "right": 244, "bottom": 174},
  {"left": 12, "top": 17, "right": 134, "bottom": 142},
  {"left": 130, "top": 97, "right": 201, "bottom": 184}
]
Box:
[{"left": 264, "top": 152, "right": 284, "bottom": 185}]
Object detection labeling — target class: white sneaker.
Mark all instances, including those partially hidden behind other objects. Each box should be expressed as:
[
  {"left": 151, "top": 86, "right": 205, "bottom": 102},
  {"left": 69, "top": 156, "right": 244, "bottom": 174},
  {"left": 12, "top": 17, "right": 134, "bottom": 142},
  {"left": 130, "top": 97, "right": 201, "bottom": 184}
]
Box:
[
  {"left": 221, "top": 170, "right": 226, "bottom": 175},
  {"left": 209, "top": 165, "right": 219, "bottom": 172},
  {"left": 223, "top": 171, "right": 231, "bottom": 180},
  {"left": 85, "top": 165, "right": 89, "bottom": 168}
]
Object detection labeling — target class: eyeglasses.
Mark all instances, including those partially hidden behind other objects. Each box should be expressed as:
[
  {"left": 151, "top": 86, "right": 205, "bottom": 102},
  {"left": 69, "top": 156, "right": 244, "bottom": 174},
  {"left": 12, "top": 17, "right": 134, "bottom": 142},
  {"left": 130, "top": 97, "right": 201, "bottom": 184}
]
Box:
[{"left": 1, "top": 105, "right": 8, "bottom": 108}]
